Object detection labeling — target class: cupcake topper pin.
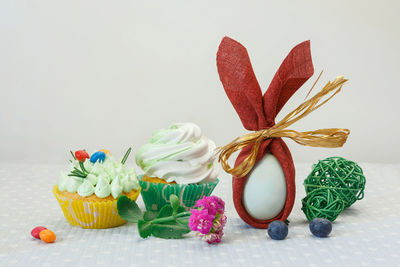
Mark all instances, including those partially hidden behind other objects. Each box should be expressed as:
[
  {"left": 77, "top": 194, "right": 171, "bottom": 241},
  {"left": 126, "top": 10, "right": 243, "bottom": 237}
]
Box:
[{"left": 216, "top": 37, "right": 350, "bottom": 228}]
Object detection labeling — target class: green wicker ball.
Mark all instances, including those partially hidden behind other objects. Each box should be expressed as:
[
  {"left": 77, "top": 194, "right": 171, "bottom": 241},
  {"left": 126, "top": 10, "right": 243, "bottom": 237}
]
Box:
[
  {"left": 301, "top": 188, "right": 345, "bottom": 222},
  {"left": 302, "top": 157, "right": 366, "bottom": 221}
]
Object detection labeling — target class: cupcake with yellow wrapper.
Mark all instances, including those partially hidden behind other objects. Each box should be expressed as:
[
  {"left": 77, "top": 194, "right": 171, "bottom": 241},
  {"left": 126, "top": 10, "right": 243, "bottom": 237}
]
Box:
[
  {"left": 53, "top": 148, "right": 140, "bottom": 229},
  {"left": 135, "top": 122, "right": 219, "bottom": 211}
]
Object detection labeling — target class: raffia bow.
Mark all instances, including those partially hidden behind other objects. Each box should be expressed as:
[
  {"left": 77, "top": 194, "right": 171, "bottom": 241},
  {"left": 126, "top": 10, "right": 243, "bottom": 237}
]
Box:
[{"left": 217, "top": 73, "right": 350, "bottom": 178}]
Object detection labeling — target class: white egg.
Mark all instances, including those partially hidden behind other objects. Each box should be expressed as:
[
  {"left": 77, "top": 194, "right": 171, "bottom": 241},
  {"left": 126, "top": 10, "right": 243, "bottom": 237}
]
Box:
[{"left": 242, "top": 153, "right": 287, "bottom": 220}]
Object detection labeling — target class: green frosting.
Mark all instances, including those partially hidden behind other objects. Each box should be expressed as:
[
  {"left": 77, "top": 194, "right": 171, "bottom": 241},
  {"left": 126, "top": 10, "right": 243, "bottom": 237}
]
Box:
[
  {"left": 111, "top": 178, "right": 123, "bottom": 199},
  {"left": 83, "top": 160, "right": 93, "bottom": 172},
  {"left": 66, "top": 177, "right": 84, "bottom": 193},
  {"left": 58, "top": 171, "right": 69, "bottom": 191},
  {"left": 95, "top": 176, "right": 111, "bottom": 198},
  {"left": 58, "top": 155, "right": 139, "bottom": 199},
  {"left": 77, "top": 179, "right": 95, "bottom": 197},
  {"left": 86, "top": 173, "right": 98, "bottom": 185},
  {"left": 121, "top": 175, "right": 135, "bottom": 193}
]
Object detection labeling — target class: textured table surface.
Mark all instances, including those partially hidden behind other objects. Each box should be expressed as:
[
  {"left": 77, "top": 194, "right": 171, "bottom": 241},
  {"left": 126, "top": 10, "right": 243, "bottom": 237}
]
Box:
[{"left": 0, "top": 162, "right": 399, "bottom": 267}]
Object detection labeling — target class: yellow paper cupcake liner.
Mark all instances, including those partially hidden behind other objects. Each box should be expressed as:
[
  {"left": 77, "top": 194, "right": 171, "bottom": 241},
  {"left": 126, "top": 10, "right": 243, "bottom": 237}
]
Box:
[{"left": 53, "top": 186, "right": 140, "bottom": 229}]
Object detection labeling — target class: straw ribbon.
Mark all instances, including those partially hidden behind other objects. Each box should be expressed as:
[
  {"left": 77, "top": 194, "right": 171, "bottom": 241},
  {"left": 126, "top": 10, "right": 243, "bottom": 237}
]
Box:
[{"left": 217, "top": 73, "right": 350, "bottom": 178}]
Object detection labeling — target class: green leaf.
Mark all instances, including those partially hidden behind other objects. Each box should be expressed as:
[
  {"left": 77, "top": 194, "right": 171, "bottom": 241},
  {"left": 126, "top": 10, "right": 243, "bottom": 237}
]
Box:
[
  {"left": 117, "top": 196, "right": 143, "bottom": 223},
  {"left": 138, "top": 220, "right": 152, "bottom": 238},
  {"left": 71, "top": 167, "right": 87, "bottom": 177},
  {"left": 156, "top": 205, "right": 173, "bottom": 218},
  {"left": 121, "top": 147, "right": 132, "bottom": 164},
  {"left": 68, "top": 174, "right": 86, "bottom": 178},
  {"left": 143, "top": 211, "right": 159, "bottom": 221},
  {"left": 79, "top": 161, "right": 88, "bottom": 174},
  {"left": 176, "top": 217, "right": 189, "bottom": 226},
  {"left": 70, "top": 150, "right": 76, "bottom": 160},
  {"left": 170, "top": 194, "right": 180, "bottom": 213},
  {"left": 176, "top": 206, "right": 185, "bottom": 214},
  {"left": 151, "top": 222, "right": 191, "bottom": 239}
]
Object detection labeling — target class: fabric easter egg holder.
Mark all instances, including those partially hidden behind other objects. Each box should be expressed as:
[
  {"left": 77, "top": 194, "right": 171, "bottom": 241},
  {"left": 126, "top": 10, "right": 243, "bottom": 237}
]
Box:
[{"left": 216, "top": 37, "right": 350, "bottom": 229}]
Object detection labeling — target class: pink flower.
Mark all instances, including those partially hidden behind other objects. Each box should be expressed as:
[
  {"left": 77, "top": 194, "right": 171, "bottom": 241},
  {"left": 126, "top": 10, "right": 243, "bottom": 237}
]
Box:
[
  {"left": 188, "top": 209, "right": 214, "bottom": 234},
  {"left": 190, "top": 195, "right": 227, "bottom": 244},
  {"left": 202, "top": 230, "right": 224, "bottom": 244},
  {"left": 220, "top": 214, "right": 227, "bottom": 227},
  {"left": 212, "top": 219, "right": 222, "bottom": 232},
  {"left": 195, "top": 196, "right": 225, "bottom": 216}
]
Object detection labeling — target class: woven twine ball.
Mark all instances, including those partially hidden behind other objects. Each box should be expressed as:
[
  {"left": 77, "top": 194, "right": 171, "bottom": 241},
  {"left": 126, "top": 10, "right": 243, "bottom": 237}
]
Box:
[{"left": 301, "top": 157, "right": 366, "bottom": 221}]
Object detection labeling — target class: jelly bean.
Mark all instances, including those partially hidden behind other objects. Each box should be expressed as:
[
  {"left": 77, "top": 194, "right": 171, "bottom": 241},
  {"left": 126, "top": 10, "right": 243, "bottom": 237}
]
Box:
[
  {"left": 39, "top": 229, "right": 56, "bottom": 243},
  {"left": 31, "top": 226, "right": 47, "bottom": 239},
  {"left": 99, "top": 149, "right": 111, "bottom": 156},
  {"left": 90, "top": 151, "right": 106, "bottom": 163},
  {"left": 75, "top": 150, "right": 90, "bottom": 162}
]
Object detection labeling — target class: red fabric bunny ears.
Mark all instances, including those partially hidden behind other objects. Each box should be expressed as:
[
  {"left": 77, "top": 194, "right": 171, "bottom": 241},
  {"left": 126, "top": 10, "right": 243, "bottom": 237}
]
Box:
[{"left": 216, "top": 37, "right": 314, "bottom": 228}]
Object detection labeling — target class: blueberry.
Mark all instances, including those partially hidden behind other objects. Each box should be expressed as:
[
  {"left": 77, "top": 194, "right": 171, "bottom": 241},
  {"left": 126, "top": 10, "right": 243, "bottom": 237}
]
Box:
[
  {"left": 309, "top": 218, "right": 332, "bottom": 238},
  {"left": 267, "top": 220, "right": 288, "bottom": 240},
  {"left": 90, "top": 151, "right": 106, "bottom": 163}
]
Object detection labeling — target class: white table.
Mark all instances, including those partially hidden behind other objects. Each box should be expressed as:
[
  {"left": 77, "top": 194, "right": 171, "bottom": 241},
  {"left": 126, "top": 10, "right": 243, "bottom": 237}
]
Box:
[{"left": 1, "top": 162, "right": 399, "bottom": 267}]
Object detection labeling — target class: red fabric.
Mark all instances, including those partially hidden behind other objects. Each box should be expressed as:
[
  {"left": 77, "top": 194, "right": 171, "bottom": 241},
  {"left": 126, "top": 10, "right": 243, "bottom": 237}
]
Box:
[{"left": 216, "top": 37, "right": 314, "bottom": 228}]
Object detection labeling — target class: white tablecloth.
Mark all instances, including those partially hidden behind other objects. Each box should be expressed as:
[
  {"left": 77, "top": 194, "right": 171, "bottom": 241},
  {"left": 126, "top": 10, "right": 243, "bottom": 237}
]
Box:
[{"left": 0, "top": 162, "right": 399, "bottom": 267}]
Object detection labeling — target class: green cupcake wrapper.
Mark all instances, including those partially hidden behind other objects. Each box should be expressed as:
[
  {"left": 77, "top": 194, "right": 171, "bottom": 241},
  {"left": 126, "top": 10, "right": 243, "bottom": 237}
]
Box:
[{"left": 138, "top": 175, "right": 219, "bottom": 211}]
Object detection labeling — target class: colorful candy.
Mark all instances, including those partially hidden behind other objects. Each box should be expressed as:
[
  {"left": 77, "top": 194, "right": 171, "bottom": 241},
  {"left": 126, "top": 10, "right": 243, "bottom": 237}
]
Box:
[
  {"left": 90, "top": 151, "right": 106, "bottom": 163},
  {"left": 75, "top": 150, "right": 90, "bottom": 162},
  {"left": 31, "top": 226, "right": 47, "bottom": 239},
  {"left": 39, "top": 229, "right": 56, "bottom": 243},
  {"left": 31, "top": 226, "right": 56, "bottom": 243},
  {"left": 99, "top": 149, "right": 111, "bottom": 156}
]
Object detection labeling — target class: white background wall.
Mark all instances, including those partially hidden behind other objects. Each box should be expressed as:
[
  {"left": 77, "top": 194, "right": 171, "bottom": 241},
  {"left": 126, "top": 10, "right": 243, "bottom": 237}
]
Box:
[{"left": 1, "top": 0, "right": 399, "bottom": 165}]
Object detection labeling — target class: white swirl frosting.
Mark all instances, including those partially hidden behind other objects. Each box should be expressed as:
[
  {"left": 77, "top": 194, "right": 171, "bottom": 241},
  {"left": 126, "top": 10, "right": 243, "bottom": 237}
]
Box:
[{"left": 135, "top": 122, "right": 219, "bottom": 184}]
